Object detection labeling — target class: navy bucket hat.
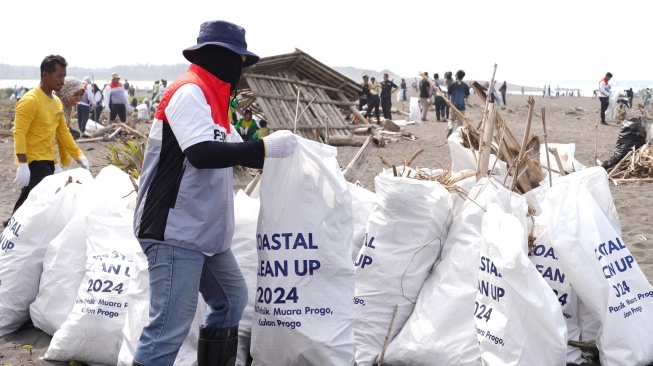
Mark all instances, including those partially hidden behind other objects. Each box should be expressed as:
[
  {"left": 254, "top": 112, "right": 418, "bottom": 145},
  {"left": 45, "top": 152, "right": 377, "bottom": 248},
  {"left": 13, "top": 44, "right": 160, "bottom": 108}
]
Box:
[{"left": 183, "top": 20, "right": 260, "bottom": 67}]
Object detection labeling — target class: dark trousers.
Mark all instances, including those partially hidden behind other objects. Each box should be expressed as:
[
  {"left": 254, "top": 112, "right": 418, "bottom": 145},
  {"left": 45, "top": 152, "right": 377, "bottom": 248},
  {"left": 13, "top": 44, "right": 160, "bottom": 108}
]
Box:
[
  {"left": 381, "top": 97, "right": 392, "bottom": 120},
  {"left": 366, "top": 95, "right": 380, "bottom": 121},
  {"left": 435, "top": 99, "right": 446, "bottom": 120},
  {"left": 77, "top": 104, "right": 90, "bottom": 133},
  {"left": 110, "top": 103, "right": 127, "bottom": 122},
  {"left": 92, "top": 105, "right": 103, "bottom": 121},
  {"left": 501, "top": 92, "right": 507, "bottom": 105},
  {"left": 358, "top": 98, "right": 367, "bottom": 111},
  {"left": 600, "top": 97, "right": 609, "bottom": 123},
  {"left": 12, "top": 161, "right": 55, "bottom": 214}
]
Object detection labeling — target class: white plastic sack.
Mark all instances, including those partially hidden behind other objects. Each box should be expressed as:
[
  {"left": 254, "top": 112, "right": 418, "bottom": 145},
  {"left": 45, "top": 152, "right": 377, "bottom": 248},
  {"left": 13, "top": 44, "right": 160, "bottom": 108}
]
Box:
[
  {"left": 396, "top": 89, "right": 405, "bottom": 102},
  {"left": 251, "top": 135, "right": 355, "bottom": 366},
  {"left": 45, "top": 205, "right": 139, "bottom": 365},
  {"left": 475, "top": 203, "right": 567, "bottom": 365},
  {"left": 85, "top": 119, "right": 106, "bottom": 134},
  {"left": 539, "top": 143, "right": 586, "bottom": 177},
  {"left": 117, "top": 250, "right": 206, "bottom": 366},
  {"left": 383, "top": 178, "right": 515, "bottom": 366},
  {"left": 31, "top": 166, "right": 136, "bottom": 335},
  {"left": 231, "top": 190, "right": 261, "bottom": 366},
  {"left": 347, "top": 182, "right": 376, "bottom": 263},
  {"left": 354, "top": 170, "right": 452, "bottom": 366},
  {"left": 606, "top": 91, "right": 619, "bottom": 121},
  {"left": 409, "top": 97, "right": 421, "bottom": 123},
  {"left": 527, "top": 218, "right": 583, "bottom": 364},
  {"left": 448, "top": 129, "right": 508, "bottom": 176},
  {"left": 0, "top": 169, "right": 93, "bottom": 336},
  {"left": 540, "top": 168, "right": 653, "bottom": 365}
]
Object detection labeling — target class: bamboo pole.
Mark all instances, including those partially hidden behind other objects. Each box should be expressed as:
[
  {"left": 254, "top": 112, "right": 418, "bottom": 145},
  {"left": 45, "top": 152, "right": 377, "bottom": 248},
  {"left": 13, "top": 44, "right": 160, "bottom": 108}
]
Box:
[
  {"left": 541, "top": 107, "right": 553, "bottom": 187},
  {"left": 549, "top": 147, "right": 567, "bottom": 176},
  {"left": 594, "top": 116, "right": 601, "bottom": 165},
  {"left": 510, "top": 96, "right": 536, "bottom": 191},
  {"left": 293, "top": 84, "right": 301, "bottom": 134},
  {"left": 377, "top": 304, "right": 399, "bottom": 366},
  {"left": 244, "top": 173, "right": 261, "bottom": 196},
  {"left": 477, "top": 101, "right": 497, "bottom": 180},
  {"left": 478, "top": 64, "right": 498, "bottom": 155}
]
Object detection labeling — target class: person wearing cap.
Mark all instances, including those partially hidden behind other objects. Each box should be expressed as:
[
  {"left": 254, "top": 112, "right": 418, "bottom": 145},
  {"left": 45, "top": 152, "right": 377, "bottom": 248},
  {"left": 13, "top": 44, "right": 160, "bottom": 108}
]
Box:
[
  {"left": 7, "top": 55, "right": 89, "bottom": 225},
  {"left": 77, "top": 76, "right": 96, "bottom": 136},
  {"left": 132, "top": 20, "right": 297, "bottom": 366},
  {"left": 446, "top": 70, "right": 470, "bottom": 137},
  {"left": 103, "top": 72, "right": 131, "bottom": 123},
  {"left": 233, "top": 108, "right": 259, "bottom": 141}
]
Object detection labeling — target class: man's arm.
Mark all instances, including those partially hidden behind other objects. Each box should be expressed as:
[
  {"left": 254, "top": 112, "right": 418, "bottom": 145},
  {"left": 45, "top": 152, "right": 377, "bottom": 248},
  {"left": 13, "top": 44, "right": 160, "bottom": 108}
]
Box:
[
  {"left": 13, "top": 95, "right": 37, "bottom": 163},
  {"left": 391, "top": 82, "right": 399, "bottom": 93},
  {"left": 56, "top": 113, "right": 84, "bottom": 162}
]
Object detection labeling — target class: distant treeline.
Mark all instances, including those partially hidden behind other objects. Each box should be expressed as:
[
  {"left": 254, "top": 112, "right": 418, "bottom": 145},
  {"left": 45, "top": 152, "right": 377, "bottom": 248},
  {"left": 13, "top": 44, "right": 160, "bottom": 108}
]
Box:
[{"left": 0, "top": 63, "right": 190, "bottom": 82}]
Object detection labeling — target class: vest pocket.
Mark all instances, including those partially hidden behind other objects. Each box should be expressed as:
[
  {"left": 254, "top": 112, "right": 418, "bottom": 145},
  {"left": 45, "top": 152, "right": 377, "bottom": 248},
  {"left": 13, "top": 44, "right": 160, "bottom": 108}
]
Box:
[{"left": 169, "top": 164, "right": 186, "bottom": 209}]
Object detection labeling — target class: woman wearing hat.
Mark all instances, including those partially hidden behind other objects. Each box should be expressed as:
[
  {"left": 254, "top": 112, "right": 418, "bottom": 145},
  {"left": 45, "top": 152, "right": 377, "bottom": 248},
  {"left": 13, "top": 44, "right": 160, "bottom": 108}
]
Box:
[{"left": 132, "top": 20, "right": 297, "bottom": 366}]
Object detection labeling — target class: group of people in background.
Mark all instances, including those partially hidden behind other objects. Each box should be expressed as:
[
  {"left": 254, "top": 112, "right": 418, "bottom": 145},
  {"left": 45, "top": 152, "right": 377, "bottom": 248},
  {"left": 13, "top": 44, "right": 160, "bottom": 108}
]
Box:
[
  {"left": 357, "top": 73, "right": 399, "bottom": 122},
  {"left": 397, "top": 70, "right": 469, "bottom": 137}
]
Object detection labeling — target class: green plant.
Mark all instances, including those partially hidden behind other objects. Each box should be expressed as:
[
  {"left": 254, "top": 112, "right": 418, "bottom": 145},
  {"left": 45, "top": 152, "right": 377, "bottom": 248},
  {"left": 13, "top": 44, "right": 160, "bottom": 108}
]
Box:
[
  {"left": 105, "top": 139, "right": 145, "bottom": 179},
  {"left": 69, "top": 361, "right": 82, "bottom": 366},
  {"left": 22, "top": 345, "right": 32, "bottom": 361}
]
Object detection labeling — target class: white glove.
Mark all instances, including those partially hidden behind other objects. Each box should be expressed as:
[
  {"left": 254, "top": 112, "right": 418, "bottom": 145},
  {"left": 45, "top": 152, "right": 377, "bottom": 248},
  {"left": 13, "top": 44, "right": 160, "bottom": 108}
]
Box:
[
  {"left": 263, "top": 131, "right": 297, "bottom": 159},
  {"left": 54, "top": 163, "right": 63, "bottom": 174},
  {"left": 14, "top": 164, "right": 30, "bottom": 187},
  {"left": 78, "top": 156, "right": 90, "bottom": 170}
]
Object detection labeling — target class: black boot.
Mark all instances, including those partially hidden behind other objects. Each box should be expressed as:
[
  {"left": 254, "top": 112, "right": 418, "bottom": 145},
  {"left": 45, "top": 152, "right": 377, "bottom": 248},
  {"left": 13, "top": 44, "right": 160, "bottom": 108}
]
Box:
[{"left": 198, "top": 325, "right": 239, "bottom": 366}]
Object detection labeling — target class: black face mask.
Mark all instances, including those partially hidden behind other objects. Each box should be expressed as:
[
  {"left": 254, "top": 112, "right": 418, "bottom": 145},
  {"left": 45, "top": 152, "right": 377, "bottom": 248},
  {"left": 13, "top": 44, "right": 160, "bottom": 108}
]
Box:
[{"left": 192, "top": 45, "right": 244, "bottom": 93}]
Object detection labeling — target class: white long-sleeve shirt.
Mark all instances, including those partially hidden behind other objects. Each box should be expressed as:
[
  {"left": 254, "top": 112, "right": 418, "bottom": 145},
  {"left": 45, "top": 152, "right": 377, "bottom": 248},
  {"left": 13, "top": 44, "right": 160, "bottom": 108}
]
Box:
[{"left": 599, "top": 79, "right": 611, "bottom": 98}]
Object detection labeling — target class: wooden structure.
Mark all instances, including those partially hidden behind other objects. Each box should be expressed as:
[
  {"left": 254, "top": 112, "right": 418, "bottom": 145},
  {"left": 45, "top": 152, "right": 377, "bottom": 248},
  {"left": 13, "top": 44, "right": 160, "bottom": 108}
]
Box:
[{"left": 235, "top": 49, "right": 368, "bottom": 141}]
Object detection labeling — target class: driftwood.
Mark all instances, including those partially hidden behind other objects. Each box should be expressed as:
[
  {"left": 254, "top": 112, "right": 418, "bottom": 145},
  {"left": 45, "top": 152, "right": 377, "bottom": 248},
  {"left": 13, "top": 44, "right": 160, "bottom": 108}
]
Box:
[
  {"left": 541, "top": 107, "right": 553, "bottom": 187},
  {"left": 607, "top": 144, "right": 653, "bottom": 181},
  {"left": 549, "top": 147, "right": 567, "bottom": 176},
  {"left": 567, "top": 340, "right": 599, "bottom": 356},
  {"left": 328, "top": 135, "right": 374, "bottom": 147},
  {"left": 477, "top": 101, "right": 496, "bottom": 179},
  {"left": 353, "top": 126, "right": 376, "bottom": 135},
  {"left": 245, "top": 172, "right": 261, "bottom": 196},
  {"left": 342, "top": 136, "right": 382, "bottom": 183},
  {"left": 383, "top": 120, "right": 401, "bottom": 132}
]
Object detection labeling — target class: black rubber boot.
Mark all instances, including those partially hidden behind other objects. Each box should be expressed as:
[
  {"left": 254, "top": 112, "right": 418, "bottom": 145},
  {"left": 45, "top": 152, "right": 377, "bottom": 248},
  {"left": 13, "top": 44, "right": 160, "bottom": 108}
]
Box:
[{"left": 198, "top": 325, "right": 239, "bottom": 366}]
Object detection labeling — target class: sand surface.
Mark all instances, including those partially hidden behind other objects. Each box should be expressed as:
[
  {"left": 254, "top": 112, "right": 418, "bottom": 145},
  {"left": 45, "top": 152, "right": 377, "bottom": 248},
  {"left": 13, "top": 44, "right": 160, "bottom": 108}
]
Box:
[{"left": 0, "top": 87, "right": 650, "bottom": 365}]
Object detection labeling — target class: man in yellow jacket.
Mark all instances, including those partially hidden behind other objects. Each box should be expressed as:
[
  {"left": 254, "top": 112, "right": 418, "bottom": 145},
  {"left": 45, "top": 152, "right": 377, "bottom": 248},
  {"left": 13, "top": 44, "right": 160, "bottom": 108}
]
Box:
[{"left": 11, "top": 55, "right": 89, "bottom": 216}]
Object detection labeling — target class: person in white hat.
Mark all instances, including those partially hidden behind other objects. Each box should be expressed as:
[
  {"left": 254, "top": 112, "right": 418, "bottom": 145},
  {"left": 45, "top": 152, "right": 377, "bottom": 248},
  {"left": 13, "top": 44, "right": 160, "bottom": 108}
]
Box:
[
  {"left": 102, "top": 72, "right": 131, "bottom": 122},
  {"left": 132, "top": 20, "right": 297, "bottom": 366}
]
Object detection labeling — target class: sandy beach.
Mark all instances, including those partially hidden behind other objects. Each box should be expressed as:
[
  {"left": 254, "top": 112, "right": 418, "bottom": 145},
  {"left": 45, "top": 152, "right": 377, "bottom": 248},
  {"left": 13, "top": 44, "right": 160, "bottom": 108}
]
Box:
[{"left": 0, "top": 85, "right": 651, "bottom": 365}]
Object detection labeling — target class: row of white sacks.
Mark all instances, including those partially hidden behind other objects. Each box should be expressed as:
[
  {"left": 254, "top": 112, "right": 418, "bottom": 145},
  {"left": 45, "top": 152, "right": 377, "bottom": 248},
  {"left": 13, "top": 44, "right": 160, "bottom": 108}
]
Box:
[{"left": 0, "top": 132, "right": 651, "bottom": 365}]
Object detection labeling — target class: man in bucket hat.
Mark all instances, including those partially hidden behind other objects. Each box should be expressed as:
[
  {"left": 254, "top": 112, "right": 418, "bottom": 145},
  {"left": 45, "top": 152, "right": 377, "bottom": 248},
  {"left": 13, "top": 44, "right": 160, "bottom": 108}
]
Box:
[{"left": 132, "top": 20, "right": 297, "bottom": 366}]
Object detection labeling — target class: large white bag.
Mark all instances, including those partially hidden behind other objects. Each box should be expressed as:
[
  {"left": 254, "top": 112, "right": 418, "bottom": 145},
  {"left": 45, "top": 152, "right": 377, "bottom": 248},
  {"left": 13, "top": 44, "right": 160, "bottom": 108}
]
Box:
[
  {"left": 527, "top": 218, "right": 583, "bottom": 364},
  {"left": 251, "top": 135, "right": 355, "bottom": 366},
  {"left": 231, "top": 190, "right": 261, "bottom": 366},
  {"left": 45, "top": 205, "right": 139, "bottom": 365},
  {"left": 540, "top": 168, "right": 653, "bottom": 365},
  {"left": 0, "top": 169, "right": 93, "bottom": 336},
  {"left": 347, "top": 182, "right": 376, "bottom": 263},
  {"left": 409, "top": 97, "right": 421, "bottom": 123},
  {"left": 448, "top": 130, "right": 508, "bottom": 175},
  {"left": 354, "top": 170, "right": 452, "bottom": 366},
  {"left": 475, "top": 203, "right": 567, "bottom": 365},
  {"left": 383, "top": 178, "right": 514, "bottom": 366},
  {"left": 31, "top": 166, "right": 136, "bottom": 335},
  {"left": 117, "top": 250, "right": 206, "bottom": 366}
]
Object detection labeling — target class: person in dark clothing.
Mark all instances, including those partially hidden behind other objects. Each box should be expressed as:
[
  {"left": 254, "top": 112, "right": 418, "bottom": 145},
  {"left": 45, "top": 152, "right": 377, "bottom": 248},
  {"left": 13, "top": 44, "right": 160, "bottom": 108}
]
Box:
[
  {"left": 366, "top": 77, "right": 381, "bottom": 122},
  {"left": 419, "top": 72, "right": 430, "bottom": 121},
  {"left": 380, "top": 73, "right": 398, "bottom": 120},
  {"left": 625, "top": 88, "right": 634, "bottom": 108},
  {"left": 431, "top": 73, "right": 446, "bottom": 121},
  {"left": 499, "top": 81, "right": 507, "bottom": 106},
  {"left": 400, "top": 79, "right": 407, "bottom": 101},
  {"left": 446, "top": 70, "right": 470, "bottom": 137},
  {"left": 359, "top": 75, "right": 370, "bottom": 111},
  {"left": 444, "top": 71, "right": 453, "bottom": 119}
]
